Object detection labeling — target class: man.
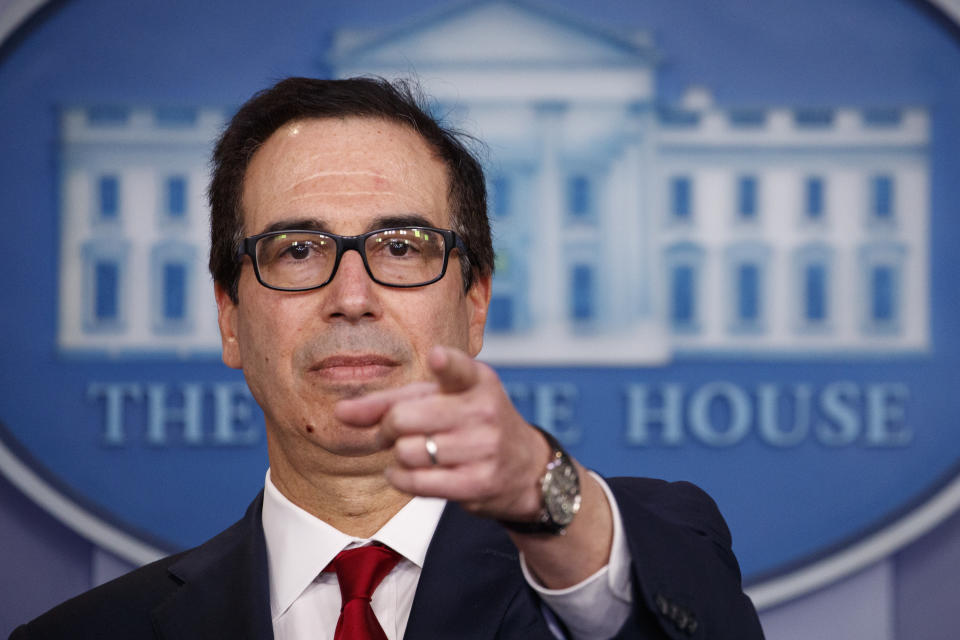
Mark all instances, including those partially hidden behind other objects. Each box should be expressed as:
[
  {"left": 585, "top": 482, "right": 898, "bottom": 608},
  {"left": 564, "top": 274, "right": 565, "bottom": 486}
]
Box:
[{"left": 11, "top": 77, "right": 763, "bottom": 639}]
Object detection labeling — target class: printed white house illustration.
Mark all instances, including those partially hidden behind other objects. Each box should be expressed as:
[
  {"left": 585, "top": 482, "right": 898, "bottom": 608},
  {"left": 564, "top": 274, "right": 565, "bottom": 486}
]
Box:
[
  {"left": 58, "top": 106, "right": 226, "bottom": 357},
  {"left": 58, "top": 0, "right": 930, "bottom": 364}
]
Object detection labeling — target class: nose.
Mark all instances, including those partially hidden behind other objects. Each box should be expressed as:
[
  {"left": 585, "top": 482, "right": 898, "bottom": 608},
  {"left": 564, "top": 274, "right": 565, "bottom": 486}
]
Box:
[{"left": 320, "top": 249, "right": 382, "bottom": 323}]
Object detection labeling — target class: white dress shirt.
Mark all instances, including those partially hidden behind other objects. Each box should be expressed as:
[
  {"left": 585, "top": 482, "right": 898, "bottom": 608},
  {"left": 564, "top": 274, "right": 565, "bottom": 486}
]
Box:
[{"left": 262, "top": 469, "right": 632, "bottom": 640}]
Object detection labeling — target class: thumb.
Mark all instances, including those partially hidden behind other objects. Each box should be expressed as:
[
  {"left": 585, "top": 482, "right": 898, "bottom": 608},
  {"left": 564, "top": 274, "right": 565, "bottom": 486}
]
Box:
[{"left": 429, "top": 346, "right": 479, "bottom": 394}]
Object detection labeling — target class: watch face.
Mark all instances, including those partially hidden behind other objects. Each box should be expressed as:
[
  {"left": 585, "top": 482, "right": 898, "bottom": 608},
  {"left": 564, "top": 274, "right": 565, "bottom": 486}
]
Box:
[{"left": 543, "top": 460, "right": 582, "bottom": 526}]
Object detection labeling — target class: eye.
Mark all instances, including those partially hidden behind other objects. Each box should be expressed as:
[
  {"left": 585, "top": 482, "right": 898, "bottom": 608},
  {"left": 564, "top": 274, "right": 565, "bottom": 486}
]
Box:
[
  {"left": 285, "top": 242, "right": 313, "bottom": 260},
  {"left": 386, "top": 240, "right": 412, "bottom": 257}
]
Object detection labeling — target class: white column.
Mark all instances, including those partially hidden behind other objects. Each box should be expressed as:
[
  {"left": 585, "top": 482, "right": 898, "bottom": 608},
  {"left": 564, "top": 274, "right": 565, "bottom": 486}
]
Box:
[
  {"left": 618, "top": 103, "right": 652, "bottom": 325},
  {"left": 531, "top": 102, "right": 567, "bottom": 338},
  {"left": 633, "top": 103, "right": 658, "bottom": 323}
]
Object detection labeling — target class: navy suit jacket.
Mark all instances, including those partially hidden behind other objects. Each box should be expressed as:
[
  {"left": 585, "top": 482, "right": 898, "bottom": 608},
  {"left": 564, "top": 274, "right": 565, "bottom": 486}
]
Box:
[{"left": 10, "top": 478, "right": 763, "bottom": 639}]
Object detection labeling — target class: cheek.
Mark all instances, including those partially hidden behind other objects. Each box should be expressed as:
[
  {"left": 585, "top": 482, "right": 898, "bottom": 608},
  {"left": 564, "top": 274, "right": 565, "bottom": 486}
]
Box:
[
  {"left": 236, "top": 296, "right": 291, "bottom": 370},
  {"left": 237, "top": 320, "right": 273, "bottom": 384},
  {"left": 234, "top": 306, "right": 299, "bottom": 418},
  {"left": 421, "top": 289, "right": 473, "bottom": 348}
]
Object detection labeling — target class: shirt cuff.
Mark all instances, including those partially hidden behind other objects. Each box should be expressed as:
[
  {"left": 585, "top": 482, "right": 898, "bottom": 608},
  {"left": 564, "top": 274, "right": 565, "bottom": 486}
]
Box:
[{"left": 519, "top": 471, "right": 633, "bottom": 640}]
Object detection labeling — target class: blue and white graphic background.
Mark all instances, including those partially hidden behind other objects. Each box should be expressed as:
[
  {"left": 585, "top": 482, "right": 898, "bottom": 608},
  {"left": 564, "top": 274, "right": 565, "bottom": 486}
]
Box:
[{"left": 1, "top": 0, "right": 959, "bottom": 603}]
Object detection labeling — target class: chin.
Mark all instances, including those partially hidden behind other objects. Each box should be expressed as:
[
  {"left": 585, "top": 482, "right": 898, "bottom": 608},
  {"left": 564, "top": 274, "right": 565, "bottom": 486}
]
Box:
[
  {"left": 324, "top": 426, "right": 385, "bottom": 458},
  {"left": 330, "top": 382, "right": 377, "bottom": 399}
]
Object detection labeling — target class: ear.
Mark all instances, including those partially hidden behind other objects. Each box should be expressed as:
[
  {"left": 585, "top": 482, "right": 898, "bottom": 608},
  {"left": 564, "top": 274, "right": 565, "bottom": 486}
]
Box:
[
  {"left": 215, "top": 282, "right": 243, "bottom": 370},
  {"left": 466, "top": 273, "right": 491, "bottom": 358}
]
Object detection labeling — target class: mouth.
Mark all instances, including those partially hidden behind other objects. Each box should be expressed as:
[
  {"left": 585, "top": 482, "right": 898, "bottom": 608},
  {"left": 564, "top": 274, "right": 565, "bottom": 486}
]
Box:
[{"left": 308, "top": 354, "right": 400, "bottom": 384}]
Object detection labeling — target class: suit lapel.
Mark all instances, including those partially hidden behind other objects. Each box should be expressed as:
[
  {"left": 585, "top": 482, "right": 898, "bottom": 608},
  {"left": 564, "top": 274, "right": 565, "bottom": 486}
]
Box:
[
  {"left": 404, "top": 503, "right": 555, "bottom": 640},
  {"left": 150, "top": 493, "right": 274, "bottom": 640},
  {"left": 143, "top": 494, "right": 556, "bottom": 639}
]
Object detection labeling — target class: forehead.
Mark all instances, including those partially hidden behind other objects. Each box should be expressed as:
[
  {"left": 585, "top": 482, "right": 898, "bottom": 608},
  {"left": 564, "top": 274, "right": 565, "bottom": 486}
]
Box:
[{"left": 241, "top": 116, "right": 451, "bottom": 234}]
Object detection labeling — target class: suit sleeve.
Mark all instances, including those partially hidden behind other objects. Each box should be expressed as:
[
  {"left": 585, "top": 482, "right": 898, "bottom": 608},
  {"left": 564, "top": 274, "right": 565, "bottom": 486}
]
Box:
[
  {"left": 520, "top": 472, "right": 632, "bottom": 639},
  {"left": 606, "top": 477, "right": 765, "bottom": 640}
]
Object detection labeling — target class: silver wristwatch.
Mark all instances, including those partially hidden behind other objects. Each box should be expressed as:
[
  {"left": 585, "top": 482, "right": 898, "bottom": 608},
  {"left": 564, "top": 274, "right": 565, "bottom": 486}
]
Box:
[{"left": 500, "top": 428, "right": 581, "bottom": 535}]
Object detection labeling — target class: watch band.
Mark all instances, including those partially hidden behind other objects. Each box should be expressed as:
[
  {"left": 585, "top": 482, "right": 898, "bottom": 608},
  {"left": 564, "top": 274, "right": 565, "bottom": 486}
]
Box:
[{"left": 499, "top": 426, "right": 581, "bottom": 535}]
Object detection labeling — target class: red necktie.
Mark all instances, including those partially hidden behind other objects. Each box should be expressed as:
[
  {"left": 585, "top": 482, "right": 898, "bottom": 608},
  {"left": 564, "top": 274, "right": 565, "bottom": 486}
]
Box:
[{"left": 327, "top": 544, "right": 402, "bottom": 640}]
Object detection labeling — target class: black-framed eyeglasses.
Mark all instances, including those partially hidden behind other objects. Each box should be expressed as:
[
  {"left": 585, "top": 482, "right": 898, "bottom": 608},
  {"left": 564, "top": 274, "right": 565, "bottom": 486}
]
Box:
[{"left": 236, "top": 226, "right": 467, "bottom": 291}]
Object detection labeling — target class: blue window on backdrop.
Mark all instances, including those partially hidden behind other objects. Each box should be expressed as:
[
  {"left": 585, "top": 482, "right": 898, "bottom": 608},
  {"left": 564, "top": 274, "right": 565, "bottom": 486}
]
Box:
[
  {"left": 87, "top": 105, "right": 129, "bottom": 126},
  {"left": 571, "top": 265, "right": 594, "bottom": 321},
  {"left": 737, "top": 263, "right": 760, "bottom": 322},
  {"left": 490, "top": 175, "right": 511, "bottom": 217},
  {"left": 738, "top": 176, "right": 757, "bottom": 220},
  {"left": 871, "top": 265, "right": 895, "bottom": 322},
  {"left": 863, "top": 109, "right": 902, "bottom": 127},
  {"left": 729, "top": 110, "right": 766, "bottom": 128},
  {"left": 568, "top": 175, "right": 591, "bottom": 219},
  {"left": 658, "top": 107, "right": 700, "bottom": 127},
  {"left": 155, "top": 106, "right": 197, "bottom": 127},
  {"left": 804, "top": 263, "right": 828, "bottom": 322},
  {"left": 166, "top": 176, "right": 187, "bottom": 219},
  {"left": 162, "top": 263, "right": 187, "bottom": 321},
  {"left": 94, "top": 260, "right": 119, "bottom": 322},
  {"left": 794, "top": 108, "right": 834, "bottom": 127},
  {"left": 805, "top": 177, "right": 824, "bottom": 220},
  {"left": 671, "top": 264, "right": 696, "bottom": 326},
  {"left": 872, "top": 175, "right": 894, "bottom": 220},
  {"left": 671, "top": 177, "right": 692, "bottom": 220},
  {"left": 99, "top": 176, "right": 119, "bottom": 220}
]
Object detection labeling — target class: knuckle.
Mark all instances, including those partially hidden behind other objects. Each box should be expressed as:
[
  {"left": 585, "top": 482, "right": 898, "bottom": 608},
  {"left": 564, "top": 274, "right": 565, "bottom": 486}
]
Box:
[
  {"left": 475, "top": 361, "right": 496, "bottom": 380},
  {"left": 379, "top": 405, "right": 400, "bottom": 432},
  {"left": 474, "top": 433, "right": 497, "bottom": 458},
  {"left": 403, "top": 471, "right": 425, "bottom": 495},
  {"left": 386, "top": 399, "right": 427, "bottom": 433},
  {"left": 479, "top": 428, "right": 503, "bottom": 458},
  {"left": 393, "top": 437, "right": 418, "bottom": 467},
  {"left": 386, "top": 402, "right": 410, "bottom": 429},
  {"left": 475, "top": 466, "right": 499, "bottom": 498},
  {"left": 387, "top": 467, "right": 410, "bottom": 491},
  {"left": 461, "top": 501, "right": 485, "bottom": 516},
  {"left": 471, "top": 401, "right": 497, "bottom": 425}
]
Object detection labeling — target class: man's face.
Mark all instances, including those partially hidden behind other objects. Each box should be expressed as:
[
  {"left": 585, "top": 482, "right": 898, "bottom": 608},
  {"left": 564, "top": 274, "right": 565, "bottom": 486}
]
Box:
[{"left": 215, "top": 116, "right": 489, "bottom": 474}]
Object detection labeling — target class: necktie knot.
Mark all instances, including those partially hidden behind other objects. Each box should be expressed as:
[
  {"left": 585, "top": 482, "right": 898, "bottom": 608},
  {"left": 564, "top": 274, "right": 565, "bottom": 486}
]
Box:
[{"left": 327, "top": 544, "right": 402, "bottom": 640}]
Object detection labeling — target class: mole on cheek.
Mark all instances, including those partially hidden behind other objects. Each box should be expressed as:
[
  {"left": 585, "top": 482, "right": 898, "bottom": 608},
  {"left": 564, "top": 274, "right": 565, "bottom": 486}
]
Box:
[{"left": 305, "top": 425, "right": 315, "bottom": 434}]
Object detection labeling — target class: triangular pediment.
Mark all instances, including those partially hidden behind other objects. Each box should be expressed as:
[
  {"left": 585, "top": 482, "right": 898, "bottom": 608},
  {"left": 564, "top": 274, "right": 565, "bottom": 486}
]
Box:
[{"left": 330, "top": 0, "right": 655, "bottom": 69}]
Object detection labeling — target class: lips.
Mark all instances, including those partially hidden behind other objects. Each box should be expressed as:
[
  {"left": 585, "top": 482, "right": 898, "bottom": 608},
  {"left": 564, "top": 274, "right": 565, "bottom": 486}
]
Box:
[{"left": 308, "top": 354, "right": 400, "bottom": 383}]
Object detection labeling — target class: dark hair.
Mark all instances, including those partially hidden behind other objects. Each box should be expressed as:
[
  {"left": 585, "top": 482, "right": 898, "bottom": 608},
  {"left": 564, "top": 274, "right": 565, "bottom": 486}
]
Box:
[{"left": 208, "top": 76, "right": 493, "bottom": 302}]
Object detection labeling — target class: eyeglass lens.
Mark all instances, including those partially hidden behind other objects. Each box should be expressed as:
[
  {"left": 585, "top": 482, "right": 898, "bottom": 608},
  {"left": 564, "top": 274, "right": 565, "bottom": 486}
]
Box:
[{"left": 254, "top": 228, "right": 448, "bottom": 289}]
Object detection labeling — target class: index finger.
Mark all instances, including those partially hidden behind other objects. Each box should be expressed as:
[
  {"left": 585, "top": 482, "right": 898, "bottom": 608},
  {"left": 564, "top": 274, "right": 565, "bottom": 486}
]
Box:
[
  {"left": 334, "top": 381, "right": 438, "bottom": 427},
  {"left": 429, "top": 346, "right": 480, "bottom": 394}
]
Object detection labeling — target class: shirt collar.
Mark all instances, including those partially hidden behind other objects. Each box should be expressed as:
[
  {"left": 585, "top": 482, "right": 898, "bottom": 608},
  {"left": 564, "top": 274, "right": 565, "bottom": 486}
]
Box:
[{"left": 261, "top": 469, "right": 446, "bottom": 619}]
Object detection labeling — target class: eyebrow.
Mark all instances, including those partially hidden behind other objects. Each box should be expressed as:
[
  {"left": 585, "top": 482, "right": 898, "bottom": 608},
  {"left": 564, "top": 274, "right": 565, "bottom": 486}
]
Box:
[
  {"left": 255, "top": 214, "right": 440, "bottom": 236},
  {"left": 370, "top": 214, "right": 436, "bottom": 230},
  {"left": 257, "top": 218, "right": 328, "bottom": 235}
]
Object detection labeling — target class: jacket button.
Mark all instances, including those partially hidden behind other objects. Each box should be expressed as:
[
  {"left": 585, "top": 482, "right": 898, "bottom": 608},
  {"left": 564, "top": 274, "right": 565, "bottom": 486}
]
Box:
[{"left": 654, "top": 593, "right": 670, "bottom": 616}]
